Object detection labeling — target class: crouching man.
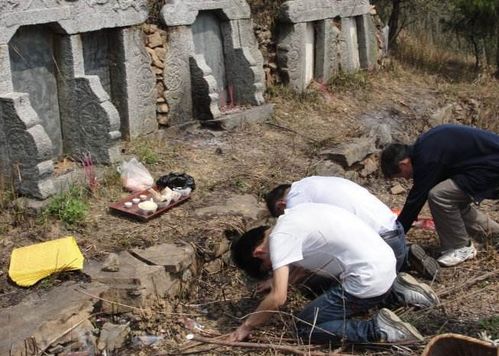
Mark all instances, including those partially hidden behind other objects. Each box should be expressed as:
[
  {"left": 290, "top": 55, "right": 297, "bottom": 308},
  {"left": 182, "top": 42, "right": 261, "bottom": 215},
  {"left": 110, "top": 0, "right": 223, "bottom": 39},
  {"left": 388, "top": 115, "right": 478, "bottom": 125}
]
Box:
[{"left": 229, "top": 203, "right": 438, "bottom": 344}]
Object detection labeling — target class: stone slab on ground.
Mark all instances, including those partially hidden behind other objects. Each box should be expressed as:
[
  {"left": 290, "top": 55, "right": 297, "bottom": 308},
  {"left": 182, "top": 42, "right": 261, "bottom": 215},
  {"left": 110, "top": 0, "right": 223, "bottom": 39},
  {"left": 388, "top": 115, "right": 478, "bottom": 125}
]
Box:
[
  {"left": 201, "top": 104, "right": 274, "bottom": 130},
  {"left": 320, "top": 137, "right": 376, "bottom": 167},
  {"left": 83, "top": 251, "right": 174, "bottom": 313},
  {"left": 195, "top": 194, "right": 266, "bottom": 221},
  {"left": 130, "top": 243, "right": 195, "bottom": 273},
  {"left": 0, "top": 282, "right": 107, "bottom": 356}
]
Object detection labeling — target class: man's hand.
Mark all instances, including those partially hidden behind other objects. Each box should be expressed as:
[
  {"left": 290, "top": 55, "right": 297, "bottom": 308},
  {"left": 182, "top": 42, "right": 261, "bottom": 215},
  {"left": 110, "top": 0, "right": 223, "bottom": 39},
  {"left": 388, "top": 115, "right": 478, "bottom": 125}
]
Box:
[
  {"left": 227, "top": 323, "right": 252, "bottom": 342},
  {"left": 256, "top": 278, "right": 272, "bottom": 293}
]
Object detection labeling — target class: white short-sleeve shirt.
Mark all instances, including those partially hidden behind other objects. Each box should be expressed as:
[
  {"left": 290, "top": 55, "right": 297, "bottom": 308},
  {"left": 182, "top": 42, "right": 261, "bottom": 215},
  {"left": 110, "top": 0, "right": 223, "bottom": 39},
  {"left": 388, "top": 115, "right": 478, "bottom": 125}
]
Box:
[
  {"left": 269, "top": 203, "right": 396, "bottom": 298},
  {"left": 286, "top": 176, "right": 398, "bottom": 234}
]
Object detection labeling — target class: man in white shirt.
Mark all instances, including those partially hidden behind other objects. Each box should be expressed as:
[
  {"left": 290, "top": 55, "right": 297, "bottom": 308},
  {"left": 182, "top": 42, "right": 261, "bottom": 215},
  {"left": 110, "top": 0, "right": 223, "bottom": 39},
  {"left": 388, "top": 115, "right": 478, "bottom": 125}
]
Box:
[
  {"left": 229, "top": 204, "right": 438, "bottom": 344},
  {"left": 265, "top": 176, "right": 439, "bottom": 279}
]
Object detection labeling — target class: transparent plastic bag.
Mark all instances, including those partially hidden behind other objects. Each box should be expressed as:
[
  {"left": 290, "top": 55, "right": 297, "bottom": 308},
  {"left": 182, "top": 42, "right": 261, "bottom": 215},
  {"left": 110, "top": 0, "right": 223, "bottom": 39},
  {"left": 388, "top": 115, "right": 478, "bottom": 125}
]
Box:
[{"left": 118, "top": 158, "right": 154, "bottom": 192}]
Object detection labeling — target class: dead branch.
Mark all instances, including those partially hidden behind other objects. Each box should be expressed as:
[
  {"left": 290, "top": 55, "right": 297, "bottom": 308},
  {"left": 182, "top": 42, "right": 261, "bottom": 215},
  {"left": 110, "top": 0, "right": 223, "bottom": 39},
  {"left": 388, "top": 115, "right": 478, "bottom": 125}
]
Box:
[
  {"left": 437, "top": 269, "right": 498, "bottom": 298},
  {"left": 168, "top": 334, "right": 349, "bottom": 356}
]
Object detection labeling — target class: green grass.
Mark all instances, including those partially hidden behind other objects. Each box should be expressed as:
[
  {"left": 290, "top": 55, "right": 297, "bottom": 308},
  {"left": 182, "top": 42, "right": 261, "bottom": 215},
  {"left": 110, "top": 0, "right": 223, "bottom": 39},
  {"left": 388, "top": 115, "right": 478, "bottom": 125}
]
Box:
[
  {"left": 328, "top": 70, "right": 371, "bottom": 92},
  {"left": 479, "top": 316, "right": 499, "bottom": 339},
  {"left": 44, "top": 186, "right": 89, "bottom": 227}
]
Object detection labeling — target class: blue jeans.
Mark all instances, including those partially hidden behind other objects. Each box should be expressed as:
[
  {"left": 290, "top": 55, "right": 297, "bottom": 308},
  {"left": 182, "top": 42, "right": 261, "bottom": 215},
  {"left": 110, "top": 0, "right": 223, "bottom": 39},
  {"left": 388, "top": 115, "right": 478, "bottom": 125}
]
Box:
[
  {"left": 297, "top": 284, "right": 391, "bottom": 344},
  {"left": 380, "top": 221, "right": 408, "bottom": 272}
]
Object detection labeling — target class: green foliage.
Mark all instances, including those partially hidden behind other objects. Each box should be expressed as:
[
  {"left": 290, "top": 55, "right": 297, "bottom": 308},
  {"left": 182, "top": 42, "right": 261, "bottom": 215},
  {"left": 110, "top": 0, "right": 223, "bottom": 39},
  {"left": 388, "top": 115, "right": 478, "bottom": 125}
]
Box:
[
  {"left": 137, "top": 145, "right": 160, "bottom": 165},
  {"left": 479, "top": 316, "right": 499, "bottom": 339},
  {"left": 45, "top": 187, "right": 88, "bottom": 226}
]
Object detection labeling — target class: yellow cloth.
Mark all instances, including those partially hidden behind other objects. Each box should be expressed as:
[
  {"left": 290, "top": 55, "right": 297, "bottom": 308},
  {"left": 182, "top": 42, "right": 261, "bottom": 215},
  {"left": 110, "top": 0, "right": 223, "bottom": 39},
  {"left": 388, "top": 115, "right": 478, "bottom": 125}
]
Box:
[{"left": 8, "top": 236, "right": 84, "bottom": 287}]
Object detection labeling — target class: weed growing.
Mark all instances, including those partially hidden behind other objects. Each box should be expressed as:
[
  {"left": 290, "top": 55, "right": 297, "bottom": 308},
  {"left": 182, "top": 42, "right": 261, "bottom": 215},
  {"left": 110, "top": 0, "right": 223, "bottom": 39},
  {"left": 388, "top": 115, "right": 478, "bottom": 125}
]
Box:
[
  {"left": 44, "top": 187, "right": 89, "bottom": 227},
  {"left": 328, "top": 71, "right": 371, "bottom": 92}
]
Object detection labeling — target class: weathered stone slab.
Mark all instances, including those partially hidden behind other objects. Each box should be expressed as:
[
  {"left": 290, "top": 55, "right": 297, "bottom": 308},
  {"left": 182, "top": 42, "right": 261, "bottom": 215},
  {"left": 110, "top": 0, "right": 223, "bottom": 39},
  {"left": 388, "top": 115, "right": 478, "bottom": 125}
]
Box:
[
  {"left": 356, "top": 14, "right": 378, "bottom": 69},
  {"left": 340, "top": 16, "right": 361, "bottom": 72},
  {"left": 0, "top": 1, "right": 149, "bottom": 44},
  {"left": 83, "top": 252, "right": 173, "bottom": 313},
  {"left": 201, "top": 103, "right": 274, "bottom": 130},
  {"left": 161, "top": 0, "right": 251, "bottom": 26},
  {"left": 195, "top": 194, "right": 265, "bottom": 221},
  {"left": 320, "top": 137, "right": 376, "bottom": 168},
  {"left": 0, "top": 282, "right": 107, "bottom": 356},
  {"left": 130, "top": 243, "right": 196, "bottom": 274},
  {"left": 280, "top": 0, "right": 371, "bottom": 23},
  {"left": 97, "top": 322, "right": 130, "bottom": 352}
]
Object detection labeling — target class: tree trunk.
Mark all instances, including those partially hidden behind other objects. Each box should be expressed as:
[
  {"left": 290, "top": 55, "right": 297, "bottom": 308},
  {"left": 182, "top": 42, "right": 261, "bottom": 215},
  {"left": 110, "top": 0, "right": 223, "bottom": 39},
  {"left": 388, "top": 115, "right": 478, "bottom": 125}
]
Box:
[
  {"left": 495, "top": 25, "right": 499, "bottom": 78},
  {"left": 388, "top": 0, "right": 402, "bottom": 49}
]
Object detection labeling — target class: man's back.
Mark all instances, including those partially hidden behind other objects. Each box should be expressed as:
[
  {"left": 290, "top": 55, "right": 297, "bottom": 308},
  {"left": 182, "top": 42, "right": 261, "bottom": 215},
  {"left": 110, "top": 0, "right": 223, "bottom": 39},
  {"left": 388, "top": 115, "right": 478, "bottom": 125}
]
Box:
[
  {"left": 269, "top": 203, "right": 396, "bottom": 298},
  {"left": 286, "top": 176, "right": 397, "bottom": 234}
]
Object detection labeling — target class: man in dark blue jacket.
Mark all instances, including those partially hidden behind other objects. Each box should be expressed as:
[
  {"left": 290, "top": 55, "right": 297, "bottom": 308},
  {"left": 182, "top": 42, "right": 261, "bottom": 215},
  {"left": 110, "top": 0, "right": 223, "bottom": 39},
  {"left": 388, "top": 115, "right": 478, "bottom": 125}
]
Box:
[{"left": 381, "top": 124, "right": 499, "bottom": 266}]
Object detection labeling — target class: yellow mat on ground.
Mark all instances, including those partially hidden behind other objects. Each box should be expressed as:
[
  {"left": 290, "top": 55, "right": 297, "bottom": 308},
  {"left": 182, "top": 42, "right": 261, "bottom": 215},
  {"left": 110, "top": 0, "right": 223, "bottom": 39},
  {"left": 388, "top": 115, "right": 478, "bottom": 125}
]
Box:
[{"left": 8, "top": 236, "right": 84, "bottom": 287}]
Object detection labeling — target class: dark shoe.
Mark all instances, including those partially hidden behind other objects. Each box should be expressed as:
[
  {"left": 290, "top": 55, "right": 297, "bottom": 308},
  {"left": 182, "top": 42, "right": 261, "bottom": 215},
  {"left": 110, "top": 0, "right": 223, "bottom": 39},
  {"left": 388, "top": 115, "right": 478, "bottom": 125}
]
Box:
[
  {"left": 408, "top": 244, "right": 440, "bottom": 280},
  {"left": 376, "top": 308, "right": 424, "bottom": 343}
]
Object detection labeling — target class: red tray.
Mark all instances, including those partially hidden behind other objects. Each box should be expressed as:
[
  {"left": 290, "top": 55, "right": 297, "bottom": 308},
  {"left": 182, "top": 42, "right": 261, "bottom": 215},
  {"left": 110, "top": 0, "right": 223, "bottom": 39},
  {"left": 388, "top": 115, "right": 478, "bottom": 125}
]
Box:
[{"left": 109, "top": 190, "right": 190, "bottom": 221}]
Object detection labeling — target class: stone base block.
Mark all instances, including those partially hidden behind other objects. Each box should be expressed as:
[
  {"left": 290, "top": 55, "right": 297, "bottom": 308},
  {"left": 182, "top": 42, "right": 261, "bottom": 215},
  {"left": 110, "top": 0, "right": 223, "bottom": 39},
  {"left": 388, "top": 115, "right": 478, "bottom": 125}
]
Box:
[{"left": 201, "top": 104, "right": 274, "bottom": 130}]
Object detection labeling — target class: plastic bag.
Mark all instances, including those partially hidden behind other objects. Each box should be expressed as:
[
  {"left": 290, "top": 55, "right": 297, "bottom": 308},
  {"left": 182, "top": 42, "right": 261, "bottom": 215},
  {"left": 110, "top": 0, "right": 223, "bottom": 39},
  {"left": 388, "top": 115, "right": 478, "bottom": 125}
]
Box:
[
  {"left": 118, "top": 158, "right": 154, "bottom": 192},
  {"left": 155, "top": 172, "right": 196, "bottom": 191}
]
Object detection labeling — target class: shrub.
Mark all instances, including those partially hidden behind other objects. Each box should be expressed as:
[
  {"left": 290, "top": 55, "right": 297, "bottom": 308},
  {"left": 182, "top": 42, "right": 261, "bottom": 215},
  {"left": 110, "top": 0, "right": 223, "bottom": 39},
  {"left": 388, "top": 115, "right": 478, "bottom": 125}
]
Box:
[{"left": 45, "top": 187, "right": 88, "bottom": 226}]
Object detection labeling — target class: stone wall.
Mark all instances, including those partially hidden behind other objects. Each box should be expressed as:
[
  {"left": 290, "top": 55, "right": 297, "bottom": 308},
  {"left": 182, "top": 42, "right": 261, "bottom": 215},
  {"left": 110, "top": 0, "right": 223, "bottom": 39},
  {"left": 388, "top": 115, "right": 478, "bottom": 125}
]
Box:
[{"left": 277, "top": 0, "right": 379, "bottom": 92}]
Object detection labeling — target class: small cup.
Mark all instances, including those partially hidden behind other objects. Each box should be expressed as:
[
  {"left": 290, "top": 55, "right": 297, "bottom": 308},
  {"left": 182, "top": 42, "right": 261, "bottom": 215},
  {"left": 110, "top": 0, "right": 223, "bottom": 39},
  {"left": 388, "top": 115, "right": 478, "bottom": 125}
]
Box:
[
  {"left": 132, "top": 198, "right": 140, "bottom": 204},
  {"left": 139, "top": 194, "right": 147, "bottom": 201},
  {"left": 124, "top": 201, "right": 133, "bottom": 208}
]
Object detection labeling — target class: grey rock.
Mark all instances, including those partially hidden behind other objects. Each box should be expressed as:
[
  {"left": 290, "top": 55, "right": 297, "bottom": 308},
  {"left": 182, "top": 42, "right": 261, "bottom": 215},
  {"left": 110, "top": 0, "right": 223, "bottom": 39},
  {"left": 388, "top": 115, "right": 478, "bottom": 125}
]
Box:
[
  {"left": 97, "top": 322, "right": 130, "bottom": 352},
  {"left": 130, "top": 243, "right": 196, "bottom": 273},
  {"left": 195, "top": 194, "right": 265, "bottom": 221},
  {"left": 314, "top": 160, "right": 346, "bottom": 177},
  {"left": 320, "top": 137, "right": 377, "bottom": 168},
  {"left": 390, "top": 184, "right": 406, "bottom": 195},
  {"left": 102, "top": 253, "right": 120, "bottom": 272}
]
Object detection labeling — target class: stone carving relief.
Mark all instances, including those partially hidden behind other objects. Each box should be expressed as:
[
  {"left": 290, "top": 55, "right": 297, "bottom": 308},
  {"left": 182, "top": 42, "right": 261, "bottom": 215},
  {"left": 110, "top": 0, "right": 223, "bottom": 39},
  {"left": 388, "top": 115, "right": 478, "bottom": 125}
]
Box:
[{"left": 0, "top": 0, "right": 142, "bottom": 13}]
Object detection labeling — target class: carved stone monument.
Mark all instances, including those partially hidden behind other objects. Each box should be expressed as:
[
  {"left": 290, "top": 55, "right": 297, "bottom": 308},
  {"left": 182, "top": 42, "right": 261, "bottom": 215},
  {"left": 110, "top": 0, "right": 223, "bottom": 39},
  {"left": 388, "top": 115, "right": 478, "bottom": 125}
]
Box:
[
  {"left": 0, "top": 0, "right": 156, "bottom": 198},
  {"left": 278, "top": 0, "right": 378, "bottom": 92},
  {"left": 161, "top": 0, "right": 273, "bottom": 129}
]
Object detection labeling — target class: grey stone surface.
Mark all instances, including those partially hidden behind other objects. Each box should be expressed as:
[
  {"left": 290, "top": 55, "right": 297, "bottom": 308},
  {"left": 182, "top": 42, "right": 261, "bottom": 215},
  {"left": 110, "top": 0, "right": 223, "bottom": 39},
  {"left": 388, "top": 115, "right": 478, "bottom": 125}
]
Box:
[
  {"left": 112, "top": 27, "right": 158, "bottom": 138},
  {"left": 201, "top": 103, "right": 274, "bottom": 130},
  {"left": 0, "top": 282, "right": 107, "bottom": 356},
  {"left": 0, "top": 93, "right": 55, "bottom": 199},
  {"left": 9, "top": 26, "right": 63, "bottom": 157},
  {"left": 161, "top": 0, "right": 251, "bottom": 26},
  {"left": 280, "top": 0, "right": 370, "bottom": 23},
  {"left": 130, "top": 243, "right": 196, "bottom": 273},
  {"left": 340, "top": 17, "right": 361, "bottom": 72},
  {"left": 0, "top": 0, "right": 148, "bottom": 44},
  {"left": 356, "top": 14, "right": 378, "bottom": 69},
  {"left": 315, "top": 19, "right": 341, "bottom": 84},
  {"left": 195, "top": 194, "right": 265, "bottom": 221},
  {"left": 102, "top": 253, "right": 120, "bottom": 272},
  {"left": 0, "top": 44, "right": 13, "bottom": 93},
  {"left": 164, "top": 26, "right": 194, "bottom": 125},
  {"left": 97, "top": 322, "right": 130, "bottom": 352},
  {"left": 320, "top": 137, "right": 376, "bottom": 167},
  {"left": 277, "top": 22, "right": 308, "bottom": 92},
  {"left": 278, "top": 1, "right": 376, "bottom": 92},
  {"left": 313, "top": 160, "right": 346, "bottom": 177},
  {"left": 161, "top": 0, "right": 268, "bottom": 126},
  {"left": 84, "top": 251, "right": 174, "bottom": 313}
]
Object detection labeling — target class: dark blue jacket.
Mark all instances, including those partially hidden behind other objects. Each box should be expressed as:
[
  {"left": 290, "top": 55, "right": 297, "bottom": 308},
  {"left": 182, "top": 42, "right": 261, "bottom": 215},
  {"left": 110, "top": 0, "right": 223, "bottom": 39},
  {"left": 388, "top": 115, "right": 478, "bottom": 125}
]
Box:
[{"left": 398, "top": 124, "right": 499, "bottom": 233}]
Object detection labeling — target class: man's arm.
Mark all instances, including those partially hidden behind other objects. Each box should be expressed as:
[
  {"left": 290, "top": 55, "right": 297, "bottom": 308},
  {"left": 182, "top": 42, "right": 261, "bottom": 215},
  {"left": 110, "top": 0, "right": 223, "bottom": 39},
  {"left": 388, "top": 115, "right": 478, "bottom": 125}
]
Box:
[
  {"left": 228, "top": 266, "right": 290, "bottom": 341},
  {"left": 398, "top": 163, "right": 444, "bottom": 232}
]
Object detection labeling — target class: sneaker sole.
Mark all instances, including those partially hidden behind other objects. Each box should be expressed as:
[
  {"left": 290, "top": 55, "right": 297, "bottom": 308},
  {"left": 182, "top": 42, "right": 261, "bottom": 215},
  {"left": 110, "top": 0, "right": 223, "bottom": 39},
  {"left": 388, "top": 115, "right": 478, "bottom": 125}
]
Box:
[
  {"left": 409, "top": 244, "right": 440, "bottom": 280},
  {"left": 396, "top": 273, "right": 440, "bottom": 306},
  {"left": 437, "top": 246, "right": 477, "bottom": 267},
  {"left": 378, "top": 308, "right": 424, "bottom": 343}
]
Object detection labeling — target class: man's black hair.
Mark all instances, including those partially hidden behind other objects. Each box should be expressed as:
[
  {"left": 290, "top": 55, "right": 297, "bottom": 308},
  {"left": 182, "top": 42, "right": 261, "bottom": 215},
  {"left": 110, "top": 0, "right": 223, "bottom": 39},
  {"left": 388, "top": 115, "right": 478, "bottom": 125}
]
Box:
[
  {"left": 265, "top": 184, "right": 291, "bottom": 217},
  {"left": 380, "top": 143, "right": 411, "bottom": 178},
  {"left": 231, "top": 226, "right": 270, "bottom": 280}
]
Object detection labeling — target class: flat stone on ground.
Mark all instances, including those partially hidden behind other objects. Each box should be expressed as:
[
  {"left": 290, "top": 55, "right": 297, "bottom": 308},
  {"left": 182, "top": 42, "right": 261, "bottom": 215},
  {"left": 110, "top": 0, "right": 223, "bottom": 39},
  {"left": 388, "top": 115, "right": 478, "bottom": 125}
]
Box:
[{"left": 130, "top": 243, "right": 195, "bottom": 273}]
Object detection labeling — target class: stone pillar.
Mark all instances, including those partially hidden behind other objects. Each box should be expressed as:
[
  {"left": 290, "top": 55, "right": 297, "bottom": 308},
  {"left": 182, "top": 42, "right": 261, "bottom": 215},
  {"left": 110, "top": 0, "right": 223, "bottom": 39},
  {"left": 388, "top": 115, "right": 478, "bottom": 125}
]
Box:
[
  {"left": 111, "top": 27, "right": 157, "bottom": 139},
  {"left": 164, "top": 26, "right": 194, "bottom": 125},
  {"left": 356, "top": 14, "right": 378, "bottom": 69},
  {"left": 277, "top": 22, "right": 308, "bottom": 92},
  {"left": 56, "top": 34, "right": 121, "bottom": 164},
  {"left": 0, "top": 93, "right": 55, "bottom": 199},
  {"left": 0, "top": 44, "right": 13, "bottom": 177},
  {"left": 340, "top": 17, "right": 360, "bottom": 72},
  {"left": 315, "top": 19, "right": 341, "bottom": 84}
]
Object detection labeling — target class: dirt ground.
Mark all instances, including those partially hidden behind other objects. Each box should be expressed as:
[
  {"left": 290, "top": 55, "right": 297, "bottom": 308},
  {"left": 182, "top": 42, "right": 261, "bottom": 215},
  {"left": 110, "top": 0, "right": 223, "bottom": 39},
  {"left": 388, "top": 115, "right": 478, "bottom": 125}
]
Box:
[{"left": 0, "top": 64, "right": 498, "bottom": 355}]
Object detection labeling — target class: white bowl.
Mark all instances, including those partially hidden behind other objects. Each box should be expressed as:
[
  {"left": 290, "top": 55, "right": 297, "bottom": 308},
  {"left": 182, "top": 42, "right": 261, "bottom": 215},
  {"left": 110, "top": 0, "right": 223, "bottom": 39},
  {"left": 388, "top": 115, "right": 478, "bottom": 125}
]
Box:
[
  {"left": 124, "top": 201, "right": 133, "bottom": 208},
  {"left": 132, "top": 198, "right": 140, "bottom": 204},
  {"left": 138, "top": 200, "right": 158, "bottom": 214},
  {"left": 139, "top": 194, "right": 147, "bottom": 201}
]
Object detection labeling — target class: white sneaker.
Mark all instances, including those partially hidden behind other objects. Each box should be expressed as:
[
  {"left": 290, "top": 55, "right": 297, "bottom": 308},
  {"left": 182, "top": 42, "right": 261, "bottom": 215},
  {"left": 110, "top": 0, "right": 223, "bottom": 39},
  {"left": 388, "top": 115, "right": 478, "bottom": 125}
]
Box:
[
  {"left": 376, "top": 308, "right": 424, "bottom": 343},
  {"left": 437, "top": 243, "right": 477, "bottom": 267},
  {"left": 393, "top": 272, "right": 440, "bottom": 308}
]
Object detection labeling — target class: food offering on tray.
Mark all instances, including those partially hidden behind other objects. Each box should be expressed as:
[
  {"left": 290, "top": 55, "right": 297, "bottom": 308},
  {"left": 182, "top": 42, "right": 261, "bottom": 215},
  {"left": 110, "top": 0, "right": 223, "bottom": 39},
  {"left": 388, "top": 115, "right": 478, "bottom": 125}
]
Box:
[{"left": 138, "top": 199, "right": 158, "bottom": 215}]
